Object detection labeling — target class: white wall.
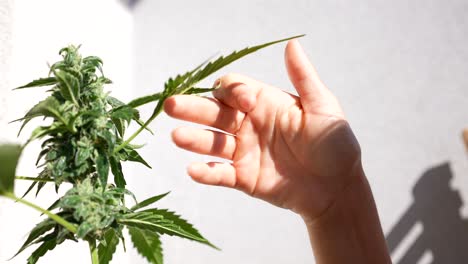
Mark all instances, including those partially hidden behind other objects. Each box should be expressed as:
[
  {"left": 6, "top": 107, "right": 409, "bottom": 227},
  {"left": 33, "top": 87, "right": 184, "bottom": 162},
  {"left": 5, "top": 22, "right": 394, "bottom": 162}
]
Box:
[
  {"left": 0, "top": 0, "right": 133, "bottom": 263},
  {"left": 132, "top": 0, "right": 468, "bottom": 263}
]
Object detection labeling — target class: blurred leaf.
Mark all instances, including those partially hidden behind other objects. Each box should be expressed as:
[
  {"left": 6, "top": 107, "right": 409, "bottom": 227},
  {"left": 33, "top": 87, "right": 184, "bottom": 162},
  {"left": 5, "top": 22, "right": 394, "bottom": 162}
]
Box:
[{"left": 0, "top": 144, "right": 22, "bottom": 195}]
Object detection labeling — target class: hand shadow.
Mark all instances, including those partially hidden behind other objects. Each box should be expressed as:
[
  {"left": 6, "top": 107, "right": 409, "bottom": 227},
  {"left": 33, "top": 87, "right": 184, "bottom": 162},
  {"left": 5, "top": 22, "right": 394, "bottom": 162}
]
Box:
[{"left": 386, "top": 162, "right": 468, "bottom": 263}]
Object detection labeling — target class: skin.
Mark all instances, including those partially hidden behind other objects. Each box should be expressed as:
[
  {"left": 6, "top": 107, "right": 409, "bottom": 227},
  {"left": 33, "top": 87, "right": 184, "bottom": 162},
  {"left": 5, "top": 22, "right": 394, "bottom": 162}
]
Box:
[{"left": 164, "top": 39, "right": 391, "bottom": 263}]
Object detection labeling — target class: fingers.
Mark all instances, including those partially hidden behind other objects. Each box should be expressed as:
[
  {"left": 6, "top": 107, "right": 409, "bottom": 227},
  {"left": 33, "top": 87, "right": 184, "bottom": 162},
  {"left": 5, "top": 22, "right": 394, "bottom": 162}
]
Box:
[
  {"left": 164, "top": 95, "right": 245, "bottom": 134},
  {"left": 187, "top": 162, "right": 237, "bottom": 188},
  {"left": 172, "top": 127, "right": 236, "bottom": 160},
  {"left": 213, "top": 73, "right": 262, "bottom": 112},
  {"left": 284, "top": 39, "right": 343, "bottom": 115}
]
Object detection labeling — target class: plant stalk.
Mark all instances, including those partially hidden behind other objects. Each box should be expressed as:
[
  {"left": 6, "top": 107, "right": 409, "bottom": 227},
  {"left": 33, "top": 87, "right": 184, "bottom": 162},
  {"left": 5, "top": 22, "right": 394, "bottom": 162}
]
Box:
[
  {"left": 88, "top": 239, "right": 99, "bottom": 264},
  {"left": 3, "top": 192, "right": 77, "bottom": 233},
  {"left": 15, "top": 176, "right": 55, "bottom": 182}
]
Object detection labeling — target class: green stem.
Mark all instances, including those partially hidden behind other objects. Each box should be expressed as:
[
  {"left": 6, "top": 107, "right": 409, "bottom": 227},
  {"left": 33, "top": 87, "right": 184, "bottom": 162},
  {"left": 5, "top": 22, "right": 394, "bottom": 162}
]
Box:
[
  {"left": 114, "top": 101, "right": 164, "bottom": 153},
  {"left": 15, "top": 176, "right": 55, "bottom": 182},
  {"left": 88, "top": 239, "right": 99, "bottom": 264},
  {"left": 3, "top": 192, "right": 77, "bottom": 234}
]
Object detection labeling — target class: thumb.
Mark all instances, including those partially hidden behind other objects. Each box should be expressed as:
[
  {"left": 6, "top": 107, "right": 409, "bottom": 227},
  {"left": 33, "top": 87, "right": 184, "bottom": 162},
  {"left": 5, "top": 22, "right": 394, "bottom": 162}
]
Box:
[{"left": 285, "top": 39, "right": 342, "bottom": 115}]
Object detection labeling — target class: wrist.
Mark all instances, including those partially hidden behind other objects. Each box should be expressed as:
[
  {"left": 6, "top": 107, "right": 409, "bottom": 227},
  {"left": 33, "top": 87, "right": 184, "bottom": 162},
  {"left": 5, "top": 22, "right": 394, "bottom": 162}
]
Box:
[{"left": 301, "top": 165, "right": 391, "bottom": 263}]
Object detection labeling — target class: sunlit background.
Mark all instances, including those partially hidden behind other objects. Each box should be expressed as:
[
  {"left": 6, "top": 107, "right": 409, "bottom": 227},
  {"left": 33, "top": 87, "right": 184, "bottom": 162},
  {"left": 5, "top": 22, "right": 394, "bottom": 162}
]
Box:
[{"left": 1, "top": 0, "right": 467, "bottom": 263}]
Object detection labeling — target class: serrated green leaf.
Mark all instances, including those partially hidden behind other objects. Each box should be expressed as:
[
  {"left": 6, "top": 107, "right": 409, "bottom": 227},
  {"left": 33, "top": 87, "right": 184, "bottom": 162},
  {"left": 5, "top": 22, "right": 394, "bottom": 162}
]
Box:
[
  {"left": 111, "top": 105, "right": 137, "bottom": 124},
  {"left": 43, "top": 198, "right": 61, "bottom": 214},
  {"left": 27, "top": 125, "right": 68, "bottom": 144},
  {"left": 14, "top": 96, "right": 68, "bottom": 136},
  {"left": 27, "top": 233, "right": 58, "bottom": 264},
  {"left": 82, "top": 56, "right": 104, "bottom": 75},
  {"left": 21, "top": 170, "right": 52, "bottom": 198},
  {"left": 75, "top": 147, "right": 92, "bottom": 166},
  {"left": 98, "top": 229, "right": 120, "bottom": 264},
  {"left": 112, "top": 117, "right": 126, "bottom": 137},
  {"left": 55, "top": 70, "right": 80, "bottom": 105},
  {"left": 98, "top": 130, "right": 116, "bottom": 154},
  {"left": 131, "top": 192, "right": 170, "bottom": 212},
  {"left": 107, "top": 187, "right": 137, "bottom": 204},
  {"left": 11, "top": 218, "right": 56, "bottom": 259},
  {"left": 96, "top": 154, "right": 110, "bottom": 186},
  {"left": 76, "top": 222, "right": 93, "bottom": 238},
  {"left": 127, "top": 92, "right": 162, "bottom": 108},
  {"left": 15, "top": 77, "right": 57, "bottom": 90},
  {"left": 171, "top": 35, "right": 304, "bottom": 95},
  {"left": 0, "top": 144, "right": 22, "bottom": 195},
  {"left": 108, "top": 96, "right": 153, "bottom": 135},
  {"left": 122, "top": 147, "right": 151, "bottom": 168},
  {"left": 106, "top": 96, "right": 124, "bottom": 109},
  {"left": 110, "top": 157, "right": 126, "bottom": 188},
  {"left": 128, "top": 226, "right": 163, "bottom": 264},
  {"left": 119, "top": 209, "right": 217, "bottom": 249}
]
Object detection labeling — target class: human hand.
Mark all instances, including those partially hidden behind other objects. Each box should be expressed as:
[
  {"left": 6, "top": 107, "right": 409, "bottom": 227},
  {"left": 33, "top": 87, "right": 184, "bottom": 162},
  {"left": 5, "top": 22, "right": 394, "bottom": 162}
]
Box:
[{"left": 164, "top": 40, "right": 362, "bottom": 222}]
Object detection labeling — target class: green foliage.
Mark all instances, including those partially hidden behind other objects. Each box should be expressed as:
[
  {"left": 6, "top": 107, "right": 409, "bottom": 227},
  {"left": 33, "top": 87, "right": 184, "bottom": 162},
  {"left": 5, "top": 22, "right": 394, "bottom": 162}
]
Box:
[
  {"left": 119, "top": 209, "right": 216, "bottom": 249},
  {"left": 15, "top": 77, "right": 57, "bottom": 89},
  {"left": 131, "top": 192, "right": 170, "bottom": 211},
  {"left": 0, "top": 144, "right": 22, "bottom": 194},
  {"left": 128, "top": 226, "right": 163, "bottom": 264},
  {"left": 2, "top": 35, "right": 302, "bottom": 263},
  {"left": 97, "top": 229, "right": 120, "bottom": 264}
]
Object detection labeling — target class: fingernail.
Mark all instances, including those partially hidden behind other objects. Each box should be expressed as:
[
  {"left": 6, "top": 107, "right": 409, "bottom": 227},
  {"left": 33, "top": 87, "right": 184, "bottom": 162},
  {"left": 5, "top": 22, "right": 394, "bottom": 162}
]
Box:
[{"left": 212, "top": 78, "right": 221, "bottom": 88}]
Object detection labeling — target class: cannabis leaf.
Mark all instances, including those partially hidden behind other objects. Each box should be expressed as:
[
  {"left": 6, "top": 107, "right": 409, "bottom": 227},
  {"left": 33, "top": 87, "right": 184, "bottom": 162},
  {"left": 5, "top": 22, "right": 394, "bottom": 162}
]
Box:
[
  {"left": 129, "top": 226, "right": 163, "bottom": 264},
  {"left": 15, "top": 77, "right": 57, "bottom": 90},
  {"left": 55, "top": 70, "right": 80, "bottom": 106},
  {"left": 127, "top": 92, "right": 162, "bottom": 108},
  {"left": 27, "top": 234, "right": 59, "bottom": 264},
  {"left": 119, "top": 209, "right": 216, "bottom": 248},
  {"left": 11, "top": 218, "right": 56, "bottom": 258},
  {"left": 173, "top": 34, "right": 305, "bottom": 95},
  {"left": 131, "top": 192, "right": 170, "bottom": 211},
  {"left": 98, "top": 229, "right": 120, "bottom": 264}
]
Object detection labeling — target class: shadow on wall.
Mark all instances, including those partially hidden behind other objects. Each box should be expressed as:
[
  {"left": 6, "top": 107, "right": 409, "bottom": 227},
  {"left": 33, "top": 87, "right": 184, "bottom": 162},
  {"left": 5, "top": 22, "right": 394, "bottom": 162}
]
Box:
[
  {"left": 119, "top": 0, "right": 141, "bottom": 9},
  {"left": 386, "top": 163, "right": 468, "bottom": 263}
]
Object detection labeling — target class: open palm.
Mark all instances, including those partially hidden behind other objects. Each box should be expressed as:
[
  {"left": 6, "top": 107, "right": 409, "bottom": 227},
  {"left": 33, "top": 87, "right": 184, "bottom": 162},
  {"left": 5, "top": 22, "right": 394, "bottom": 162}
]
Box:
[{"left": 164, "top": 40, "right": 362, "bottom": 220}]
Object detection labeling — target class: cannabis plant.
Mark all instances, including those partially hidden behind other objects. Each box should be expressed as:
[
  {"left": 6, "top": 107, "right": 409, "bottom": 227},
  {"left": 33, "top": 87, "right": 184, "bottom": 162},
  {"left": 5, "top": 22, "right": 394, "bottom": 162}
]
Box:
[{"left": 0, "top": 35, "right": 301, "bottom": 264}]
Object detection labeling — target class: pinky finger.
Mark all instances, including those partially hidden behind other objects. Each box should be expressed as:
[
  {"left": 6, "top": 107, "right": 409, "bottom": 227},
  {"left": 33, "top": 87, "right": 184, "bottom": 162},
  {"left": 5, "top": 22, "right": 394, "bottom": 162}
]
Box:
[{"left": 187, "top": 162, "right": 237, "bottom": 188}]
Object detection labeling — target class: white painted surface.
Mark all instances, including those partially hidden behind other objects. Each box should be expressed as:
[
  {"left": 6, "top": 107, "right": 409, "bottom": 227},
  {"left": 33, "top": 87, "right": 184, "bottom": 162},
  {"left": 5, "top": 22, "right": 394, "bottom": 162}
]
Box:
[{"left": 132, "top": 0, "right": 468, "bottom": 263}]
